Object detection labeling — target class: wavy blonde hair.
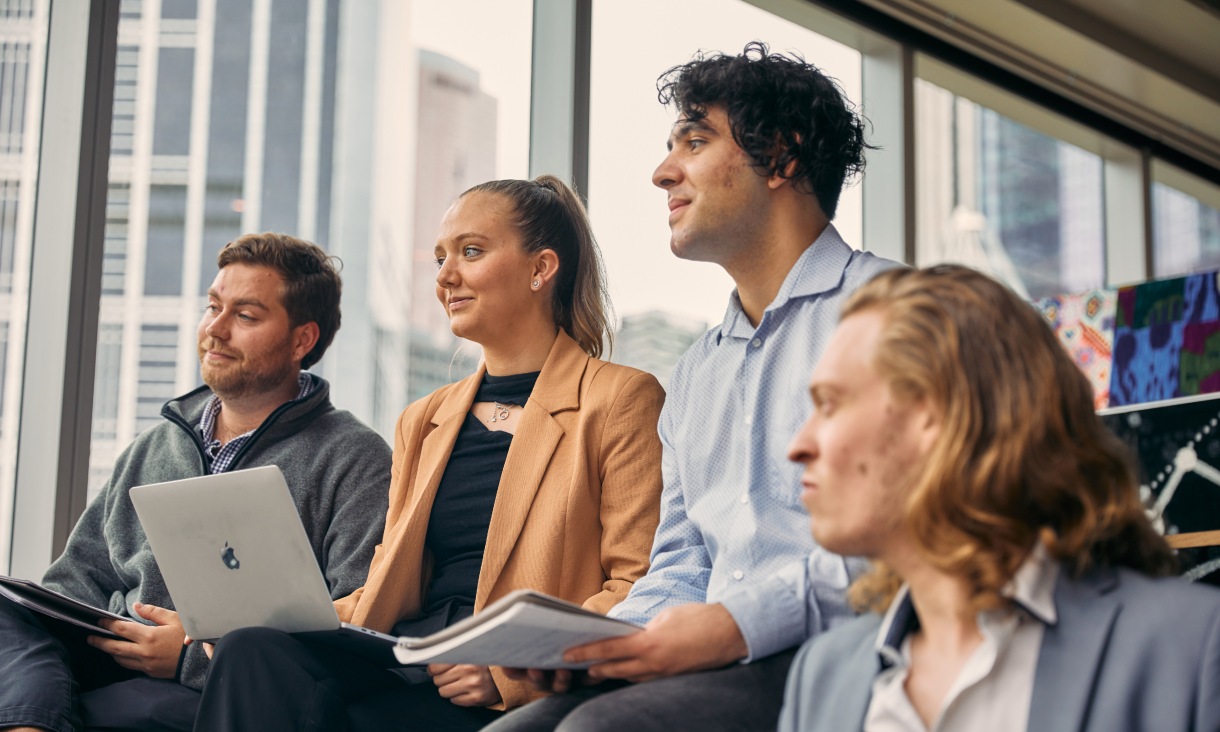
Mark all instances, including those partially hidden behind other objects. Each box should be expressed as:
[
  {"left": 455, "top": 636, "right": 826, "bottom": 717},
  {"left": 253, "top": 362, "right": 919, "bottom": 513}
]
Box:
[{"left": 843, "top": 265, "right": 1175, "bottom": 614}]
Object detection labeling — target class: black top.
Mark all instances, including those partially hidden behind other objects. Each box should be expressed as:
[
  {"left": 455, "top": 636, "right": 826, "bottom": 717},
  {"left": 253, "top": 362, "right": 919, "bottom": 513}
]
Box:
[{"left": 391, "top": 370, "right": 540, "bottom": 638}]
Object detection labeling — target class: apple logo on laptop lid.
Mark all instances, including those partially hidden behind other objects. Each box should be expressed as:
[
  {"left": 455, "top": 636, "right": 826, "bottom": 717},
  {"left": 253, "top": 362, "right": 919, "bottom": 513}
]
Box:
[{"left": 221, "top": 542, "right": 240, "bottom": 570}]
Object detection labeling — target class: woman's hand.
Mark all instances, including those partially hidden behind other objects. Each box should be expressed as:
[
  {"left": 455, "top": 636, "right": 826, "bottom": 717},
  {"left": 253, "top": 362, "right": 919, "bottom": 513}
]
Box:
[{"left": 427, "top": 663, "right": 503, "bottom": 707}]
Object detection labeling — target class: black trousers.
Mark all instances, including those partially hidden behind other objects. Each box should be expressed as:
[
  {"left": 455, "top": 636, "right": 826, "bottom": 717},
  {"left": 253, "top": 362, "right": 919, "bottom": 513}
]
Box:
[
  {"left": 0, "top": 595, "right": 198, "bottom": 732},
  {"left": 483, "top": 648, "right": 799, "bottom": 732},
  {"left": 192, "top": 626, "right": 503, "bottom": 732}
]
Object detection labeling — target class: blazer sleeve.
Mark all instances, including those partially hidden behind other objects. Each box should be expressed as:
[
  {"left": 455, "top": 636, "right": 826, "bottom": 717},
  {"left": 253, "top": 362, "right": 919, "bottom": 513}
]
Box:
[
  {"left": 334, "top": 397, "right": 432, "bottom": 622},
  {"left": 490, "top": 369, "right": 666, "bottom": 711},
  {"left": 604, "top": 400, "right": 713, "bottom": 625},
  {"left": 581, "top": 370, "right": 665, "bottom": 615}
]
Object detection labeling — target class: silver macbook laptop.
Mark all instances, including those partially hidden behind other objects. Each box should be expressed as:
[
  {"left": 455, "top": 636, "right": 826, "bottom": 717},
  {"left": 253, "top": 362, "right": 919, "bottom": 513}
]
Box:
[{"left": 130, "top": 465, "right": 399, "bottom": 663}]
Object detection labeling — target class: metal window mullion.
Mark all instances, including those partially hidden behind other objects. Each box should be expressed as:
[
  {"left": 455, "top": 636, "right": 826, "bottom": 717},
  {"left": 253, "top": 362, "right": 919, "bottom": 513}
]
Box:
[
  {"left": 861, "top": 35, "right": 914, "bottom": 263},
  {"left": 296, "top": 0, "right": 326, "bottom": 242},
  {"left": 1101, "top": 143, "right": 1149, "bottom": 287},
  {"left": 176, "top": 0, "right": 215, "bottom": 396},
  {"left": 239, "top": 0, "right": 270, "bottom": 233},
  {"left": 528, "top": 0, "right": 590, "bottom": 199}
]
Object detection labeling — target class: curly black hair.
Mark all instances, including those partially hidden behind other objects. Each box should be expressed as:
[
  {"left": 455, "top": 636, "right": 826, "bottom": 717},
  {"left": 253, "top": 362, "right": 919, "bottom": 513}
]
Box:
[{"left": 657, "top": 41, "right": 873, "bottom": 219}]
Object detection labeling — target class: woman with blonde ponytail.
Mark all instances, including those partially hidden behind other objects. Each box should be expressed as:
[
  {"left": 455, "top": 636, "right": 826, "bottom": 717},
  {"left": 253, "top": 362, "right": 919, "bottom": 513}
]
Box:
[
  {"left": 194, "top": 176, "right": 664, "bottom": 731},
  {"left": 465, "top": 175, "right": 614, "bottom": 359}
]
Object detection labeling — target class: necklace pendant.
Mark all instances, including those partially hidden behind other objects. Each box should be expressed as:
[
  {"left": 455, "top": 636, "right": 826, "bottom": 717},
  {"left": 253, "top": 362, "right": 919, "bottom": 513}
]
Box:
[{"left": 491, "top": 402, "right": 510, "bottom": 423}]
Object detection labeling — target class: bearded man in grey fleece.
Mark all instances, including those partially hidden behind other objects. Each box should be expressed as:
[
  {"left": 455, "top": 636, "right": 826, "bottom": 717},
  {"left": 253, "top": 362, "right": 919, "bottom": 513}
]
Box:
[{"left": 0, "top": 232, "right": 391, "bottom": 732}]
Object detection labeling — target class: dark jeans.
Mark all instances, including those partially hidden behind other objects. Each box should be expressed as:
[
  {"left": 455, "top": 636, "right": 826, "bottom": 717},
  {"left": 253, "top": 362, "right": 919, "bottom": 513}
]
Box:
[
  {"left": 80, "top": 679, "right": 200, "bottom": 732},
  {"left": 0, "top": 595, "right": 198, "bottom": 732},
  {"left": 192, "top": 626, "right": 503, "bottom": 732},
  {"left": 484, "top": 648, "right": 799, "bottom": 732}
]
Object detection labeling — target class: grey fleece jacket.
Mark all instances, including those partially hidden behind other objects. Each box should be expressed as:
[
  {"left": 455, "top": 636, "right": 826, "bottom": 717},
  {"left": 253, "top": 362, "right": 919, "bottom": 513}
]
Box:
[{"left": 41, "top": 373, "right": 391, "bottom": 690}]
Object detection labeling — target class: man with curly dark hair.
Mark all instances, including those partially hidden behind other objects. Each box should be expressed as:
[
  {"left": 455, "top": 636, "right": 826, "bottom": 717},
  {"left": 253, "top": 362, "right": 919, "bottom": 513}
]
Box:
[{"left": 490, "top": 42, "right": 902, "bottom": 732}]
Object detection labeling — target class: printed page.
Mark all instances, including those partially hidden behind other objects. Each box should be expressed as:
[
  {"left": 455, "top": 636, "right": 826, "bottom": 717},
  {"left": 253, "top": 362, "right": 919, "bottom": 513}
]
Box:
[{"left": 394, "top": 599, "right": 639, "bottom": 668}]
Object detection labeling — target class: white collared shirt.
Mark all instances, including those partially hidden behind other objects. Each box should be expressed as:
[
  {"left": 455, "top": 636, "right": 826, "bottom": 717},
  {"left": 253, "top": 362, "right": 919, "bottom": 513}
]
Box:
[{"left": 864, "top": 549, "right": 1060, "bottom": 732}]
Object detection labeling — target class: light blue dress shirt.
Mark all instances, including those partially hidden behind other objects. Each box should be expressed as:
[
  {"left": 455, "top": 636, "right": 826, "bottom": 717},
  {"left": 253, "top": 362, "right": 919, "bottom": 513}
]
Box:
[{"left": 607, "top": 224, "right": 902, "bottom": 661}]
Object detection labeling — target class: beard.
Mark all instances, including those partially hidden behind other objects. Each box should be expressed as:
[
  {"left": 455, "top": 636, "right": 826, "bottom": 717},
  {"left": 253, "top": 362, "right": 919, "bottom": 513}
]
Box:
[{"left": 198, "top": 337, "right": 298, "bottom": 402}]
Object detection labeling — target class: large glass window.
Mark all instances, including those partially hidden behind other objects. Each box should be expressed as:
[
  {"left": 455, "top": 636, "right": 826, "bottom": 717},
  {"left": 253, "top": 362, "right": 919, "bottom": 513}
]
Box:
[
  {"left": 915, "top": 77, "right": 1105, "bottom": 300},
  {"left": 88, "top": 0, "right": 533, "bottom": 500},
  {"left": 0, "top": 0, "right": 48, "bottom": 570},
  {"left": 1152, "top": 163, "right": 1220, "bottom": 279},
  {"left": 588, "top": 0, "right": 863, "bottom": 386}
]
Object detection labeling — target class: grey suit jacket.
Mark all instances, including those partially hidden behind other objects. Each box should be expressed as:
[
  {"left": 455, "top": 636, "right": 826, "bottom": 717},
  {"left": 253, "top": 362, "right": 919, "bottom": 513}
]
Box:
[{"left": 779, "top": 566, "right": 1220, "bottom": 732}]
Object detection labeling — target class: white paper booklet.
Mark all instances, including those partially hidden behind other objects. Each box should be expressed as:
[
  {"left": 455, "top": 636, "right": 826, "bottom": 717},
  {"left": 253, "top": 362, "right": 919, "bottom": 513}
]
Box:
[{"left": 392, "top": 589, "right": 640, "bottom": 668}]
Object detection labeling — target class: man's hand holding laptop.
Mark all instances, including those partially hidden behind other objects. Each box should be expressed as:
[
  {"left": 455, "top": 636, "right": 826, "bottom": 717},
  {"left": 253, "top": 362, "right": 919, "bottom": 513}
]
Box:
[{"left": 87, "top": 601, "right": 187, "bottom": 679}]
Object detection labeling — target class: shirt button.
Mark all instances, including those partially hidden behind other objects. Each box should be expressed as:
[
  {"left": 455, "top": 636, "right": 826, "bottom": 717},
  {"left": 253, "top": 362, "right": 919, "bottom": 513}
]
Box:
[
  {"left": 751, "top": 338, "right": 762, "bottom": 348},
  {"left": 733, "top": 570, "right": 745, "bottom": 580},
  {"left": 740, "top": 494, "right": 749, "bottom": 504},
  {"left": 744, "top": 413, "right": 753, "bottom": 426}
]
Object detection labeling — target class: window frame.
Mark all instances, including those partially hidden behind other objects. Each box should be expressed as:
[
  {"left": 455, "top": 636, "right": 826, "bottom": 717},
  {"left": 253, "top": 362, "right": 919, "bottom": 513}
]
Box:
[{"left": 8, "top": 0, "right": 119, "bottom": 577}]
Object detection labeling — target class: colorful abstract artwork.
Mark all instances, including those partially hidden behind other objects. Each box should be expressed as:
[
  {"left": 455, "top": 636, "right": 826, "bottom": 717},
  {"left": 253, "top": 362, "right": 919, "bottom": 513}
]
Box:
[
  {"left": 1036, "top": 289, "right": 1116, "bottom": 409},
  {"left": 1111, "top": 272, "right": 1220, "bottom": 407}
]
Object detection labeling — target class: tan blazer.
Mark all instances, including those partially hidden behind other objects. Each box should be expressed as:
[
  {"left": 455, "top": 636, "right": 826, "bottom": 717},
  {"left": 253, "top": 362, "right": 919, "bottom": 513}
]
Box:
[{"left": 334, "top": 331, "right": 664, "bottom": 709}]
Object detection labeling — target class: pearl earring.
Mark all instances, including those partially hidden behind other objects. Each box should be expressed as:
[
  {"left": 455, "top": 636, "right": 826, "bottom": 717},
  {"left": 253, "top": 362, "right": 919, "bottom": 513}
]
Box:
[{"left": 532, "top": 280, "right": 540, "bottom": 289}]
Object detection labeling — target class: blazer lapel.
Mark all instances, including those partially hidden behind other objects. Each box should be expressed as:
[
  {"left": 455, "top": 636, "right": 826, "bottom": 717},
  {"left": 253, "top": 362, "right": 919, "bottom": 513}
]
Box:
[
  {"left": 405, "top": 371, "right": 482, "bottom": 530},
  {"left": 353, "top": 371, "right": 481, "bottom": 630},
  {"left": 1027, "top": 567, "right": 1121, "bottom": 732},
  {"left": 475, "top": 333, "right": 587, "bottom": 608},
  {"left": 832, "top": 641, "right": 881, "bottom": 730}
]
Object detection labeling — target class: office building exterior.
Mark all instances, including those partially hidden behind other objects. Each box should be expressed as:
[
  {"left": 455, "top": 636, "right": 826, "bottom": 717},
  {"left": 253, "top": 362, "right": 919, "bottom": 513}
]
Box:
[{"left": 84, "top": 1, "right": 499, "bottom": 496}]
